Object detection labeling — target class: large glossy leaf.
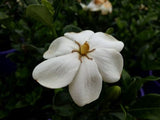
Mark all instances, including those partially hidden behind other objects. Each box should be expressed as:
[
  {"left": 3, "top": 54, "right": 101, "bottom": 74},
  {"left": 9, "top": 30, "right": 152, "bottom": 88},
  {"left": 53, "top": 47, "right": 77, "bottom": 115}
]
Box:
[
  {"left": 41, "top": 0, "right": 54, "bottom": 15},
  {"left": 129, "top": 94, "right": 160, "bottom": 120},
  {"left": 26, "top": 4, "right": 53, "bottom": 26},
  {"left": 121, "top": 69, "right": 131, "bottom": 88}
]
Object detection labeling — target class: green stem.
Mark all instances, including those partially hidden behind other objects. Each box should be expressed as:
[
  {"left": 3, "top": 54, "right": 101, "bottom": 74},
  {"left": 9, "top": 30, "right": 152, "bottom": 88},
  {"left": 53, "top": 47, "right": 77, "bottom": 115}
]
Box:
[{"left": 120, "top": 104, "right": 127, "bottom": 120}]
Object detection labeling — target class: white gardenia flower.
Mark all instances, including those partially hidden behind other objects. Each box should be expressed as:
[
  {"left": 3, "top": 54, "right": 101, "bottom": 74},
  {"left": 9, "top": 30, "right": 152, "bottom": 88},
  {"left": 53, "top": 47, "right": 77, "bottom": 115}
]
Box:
[
  {"left": 80, "top": 0, "right": 112, "bottom": 15},
  {"left": 32, "top": 30, "right": 124, "bottom": 106}
]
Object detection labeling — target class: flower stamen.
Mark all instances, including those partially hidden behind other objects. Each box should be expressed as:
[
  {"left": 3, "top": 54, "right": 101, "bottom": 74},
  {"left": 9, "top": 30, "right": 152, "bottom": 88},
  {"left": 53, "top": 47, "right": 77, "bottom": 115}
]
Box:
[
  {"left": 88, "top": 48, "right": 95, "bottom": 53},
  {"left": 85, "top": 55, "right": 93, "bottom": 60},
  {"left": 75, "top": 41, "right": 81, "bottom": 47},
  {"left": 72, "top": 41, "right": 95, "bottom": 63},
  {"left": 72, "top": 50, "right": 79, "bottom": 53}
]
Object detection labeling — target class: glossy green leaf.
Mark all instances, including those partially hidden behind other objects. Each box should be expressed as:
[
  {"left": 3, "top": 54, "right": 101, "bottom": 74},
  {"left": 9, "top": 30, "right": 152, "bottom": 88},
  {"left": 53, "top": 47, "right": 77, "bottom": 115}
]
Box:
[
  {"left": 121, "top": 69, "right": 131, "bottom": 88},
  {"left": 26, "top": 4, "right": 53, "bottom": 26}
]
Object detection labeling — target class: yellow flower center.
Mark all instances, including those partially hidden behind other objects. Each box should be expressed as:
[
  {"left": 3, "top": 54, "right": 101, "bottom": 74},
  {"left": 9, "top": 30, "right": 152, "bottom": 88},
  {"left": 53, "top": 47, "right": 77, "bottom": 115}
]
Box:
[
  {"left": 72, "top": 41, "right": 95, "bottom": 63},
  {"left": 80, "top": 41, "right": 90, "bottom": 55}
]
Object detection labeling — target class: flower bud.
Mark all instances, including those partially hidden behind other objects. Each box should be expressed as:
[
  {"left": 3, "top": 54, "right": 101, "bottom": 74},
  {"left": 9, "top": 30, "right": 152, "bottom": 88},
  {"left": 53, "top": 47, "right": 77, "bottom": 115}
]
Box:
[{"left": 105, "top": 86, "right": 121, "bottom": 101}]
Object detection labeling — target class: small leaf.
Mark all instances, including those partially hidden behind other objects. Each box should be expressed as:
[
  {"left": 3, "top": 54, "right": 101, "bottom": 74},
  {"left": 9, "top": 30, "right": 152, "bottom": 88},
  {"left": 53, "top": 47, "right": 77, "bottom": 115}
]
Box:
[
  {"left": 129, "top": 94, "right": 160, "bottom": 120},
  {"left": 106, "top": 27, "right": 114, "bottom": 34},
  {"left": 26, "top": 4, "right": 53, "bottom": 26}
]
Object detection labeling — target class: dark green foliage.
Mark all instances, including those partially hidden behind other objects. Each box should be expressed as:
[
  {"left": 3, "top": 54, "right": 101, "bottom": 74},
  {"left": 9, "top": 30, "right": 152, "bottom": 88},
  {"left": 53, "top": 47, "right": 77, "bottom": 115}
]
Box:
[
  {"left": 129, "top": 94, "right": 160, "bottom": 120},
  {"left": 0, "top": 0, "right": 160, "bottom": 119}
]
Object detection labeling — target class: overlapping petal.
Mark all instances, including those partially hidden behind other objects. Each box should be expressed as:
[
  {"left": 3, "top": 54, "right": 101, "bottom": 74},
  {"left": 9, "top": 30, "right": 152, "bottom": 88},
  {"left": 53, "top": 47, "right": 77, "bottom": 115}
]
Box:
[
  {"left": 64, "top": 30, "right": 94, "bottom": 45},
  {"left": 90, "top": 48, "right": 123, "bottom": 83},
  {"left": 69, "top": 57, "right": 102, "bottom": 106},
  {"left": 43, "top": 37, "right": 78, "bottom": 59},
  {"left": 88, "top": 32, "right": 124, "bottom": 52},
  {"left": 87, "top": 1, "right": 101, "bottom": 11},
  {"left": 33, "top": 53, "right": 80, "bottom": 88}
]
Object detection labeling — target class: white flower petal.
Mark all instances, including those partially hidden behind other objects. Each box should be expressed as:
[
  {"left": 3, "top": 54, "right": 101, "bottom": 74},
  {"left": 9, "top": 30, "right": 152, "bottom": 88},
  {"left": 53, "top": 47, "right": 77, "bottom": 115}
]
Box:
[
  {"left": 43, "top": 37, "right": 78, "bottom": 59},
  {"left": 64, "top": 30, "right": 94, "bottom": 45},
  {"left": 80, "top": 3, "right": 88, "bottom": 10},
  {"left": 87, "top": 1, "right": 101, "bottom": 11},
  {"left": 32, "top": 53, "right": 80, "bottom": 88},
  {"left": 69, "top": 58, "right": 102, "bottom": 106},
  {"left": 90, "top": 48, "right": 123, "bottom": 83},
  {"left": 100, "top": 1, "right": 112, "bottom": 15},
  {"left": 89, "top": 32, "right": 124, "bottom": 52}
]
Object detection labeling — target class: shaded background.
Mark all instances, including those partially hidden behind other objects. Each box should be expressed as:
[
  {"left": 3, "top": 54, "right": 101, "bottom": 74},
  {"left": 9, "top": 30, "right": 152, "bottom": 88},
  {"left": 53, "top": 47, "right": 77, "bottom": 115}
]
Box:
[{"left": 0, "top": 0, "right": 160, "bottom": 120}]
